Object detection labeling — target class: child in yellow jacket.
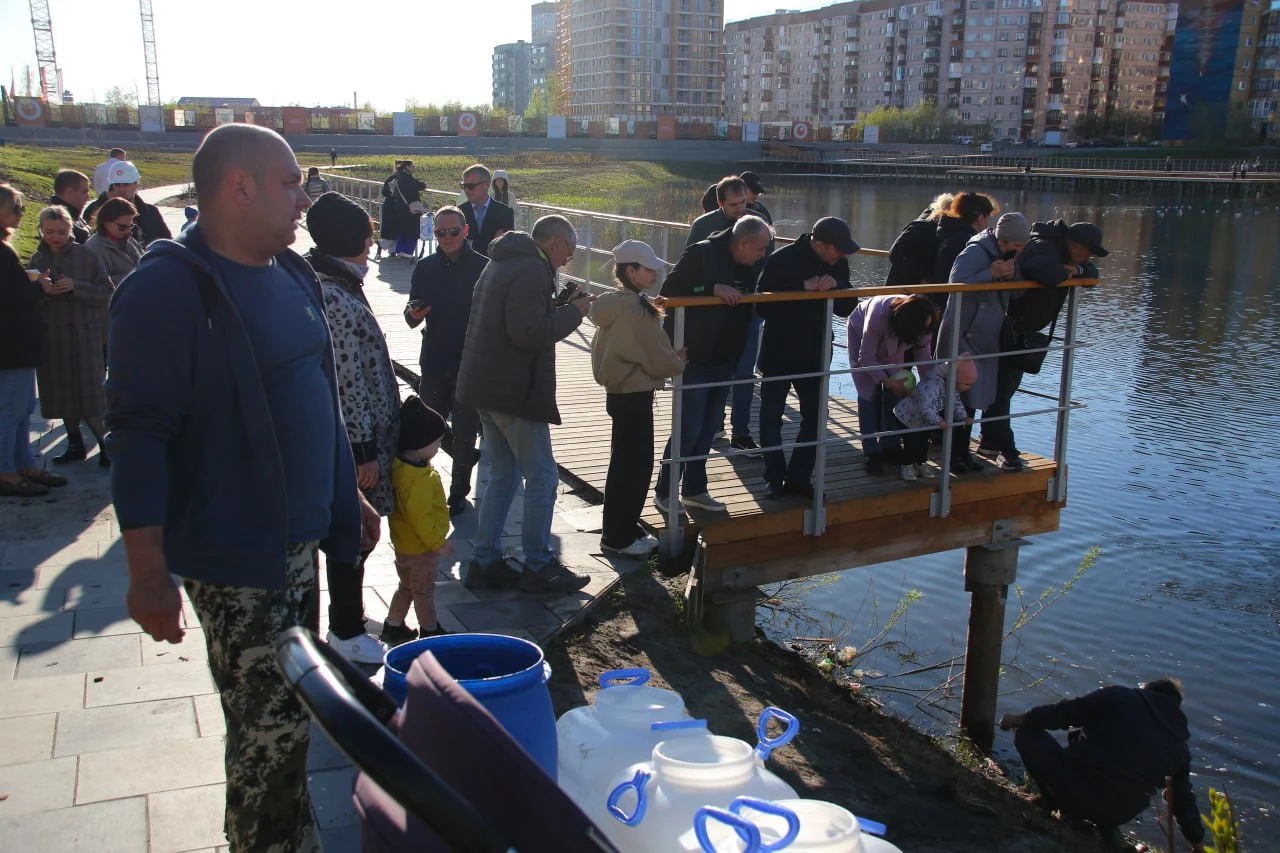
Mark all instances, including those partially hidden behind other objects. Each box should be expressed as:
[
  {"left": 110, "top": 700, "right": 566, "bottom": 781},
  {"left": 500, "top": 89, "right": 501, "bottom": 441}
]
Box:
[{"left": 381, "top": 396, "right": 453, "bottom": 646}]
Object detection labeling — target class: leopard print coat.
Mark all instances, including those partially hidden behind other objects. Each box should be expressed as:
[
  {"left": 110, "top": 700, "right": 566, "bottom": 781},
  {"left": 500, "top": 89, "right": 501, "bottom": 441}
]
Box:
[{"left": 309, "top": 250, "right": 400, "bottom": 516}]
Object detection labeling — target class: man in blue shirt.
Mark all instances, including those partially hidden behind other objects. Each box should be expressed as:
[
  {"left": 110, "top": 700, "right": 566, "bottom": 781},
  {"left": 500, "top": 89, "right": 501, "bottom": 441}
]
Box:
[{"left": 107, "top": 123, "right": 376, "bottom": 853}]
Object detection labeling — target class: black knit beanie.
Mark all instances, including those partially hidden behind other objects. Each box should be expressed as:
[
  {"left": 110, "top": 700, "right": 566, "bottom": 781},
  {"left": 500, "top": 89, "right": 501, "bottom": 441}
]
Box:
[
  {"left": 398, "top": 396, "right": 448, "bottom": 452},
  {"left": 306, "top": 192, "right": 371, "bottom": 259}
]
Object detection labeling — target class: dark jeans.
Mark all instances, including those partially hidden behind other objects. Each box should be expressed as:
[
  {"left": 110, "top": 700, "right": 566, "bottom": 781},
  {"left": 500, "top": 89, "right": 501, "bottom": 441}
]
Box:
[
  {"left": 1015, "top": 726, "right": 1148, "bottom": 830},
  {"left": 723, "top": 311, "right": 762, "bottom": 438},
  {"left": 419, "top": 369, "right": 480, "bottom": 500},
  {"left": 856, "top": 385, "right": 902, "bottom": 458},
  {"left": 656, "top": 361, "right": 733, "bottom": 498},
  {"left": 325, "top": 547, "right": 372, "bottom": 639},
  {"left": 602, "top": 390, "right": 655, "bottom": 548},
  {"left": 981, "top": 352, "right": 1026, "bottom": 453},
  {"left": 759, "top": 373, "right": 820, "bottom": 488}
]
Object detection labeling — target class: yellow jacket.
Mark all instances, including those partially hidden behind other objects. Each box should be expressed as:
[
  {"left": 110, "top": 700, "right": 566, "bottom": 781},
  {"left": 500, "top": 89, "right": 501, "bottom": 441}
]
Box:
[
  {"left": 589, "top": 290, "right": 685, "bottom": 394},
  {"left": 389, "top": 457, "right": 449, "bottom": 555}
]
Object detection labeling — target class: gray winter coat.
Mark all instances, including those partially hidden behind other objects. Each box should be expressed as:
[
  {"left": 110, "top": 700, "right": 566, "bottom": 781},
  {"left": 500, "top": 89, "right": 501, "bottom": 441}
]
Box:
[
  {"left": 937, "top": 230, "right": 1025, "bottom": 411},
  {"left": 455, "top": 231, "right": 583, "bottom": 424},
  {"left": 85, "top": 232, "right": 143, "bottom": 285}
]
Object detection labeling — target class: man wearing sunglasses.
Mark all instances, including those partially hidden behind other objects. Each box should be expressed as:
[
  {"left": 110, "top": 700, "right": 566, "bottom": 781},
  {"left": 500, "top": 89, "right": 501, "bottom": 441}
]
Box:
[
  {"left": 458, "top": 163, "right": 515, "bottom": 258},
  {"left": 404, "top": 206, "right": 488, "bottom": 515}
]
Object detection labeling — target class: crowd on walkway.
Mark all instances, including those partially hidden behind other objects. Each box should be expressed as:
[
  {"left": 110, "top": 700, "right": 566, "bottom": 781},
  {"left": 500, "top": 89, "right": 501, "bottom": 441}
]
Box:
[{"left": 1, "top": 129, "right": 1211, "bottom": 853}]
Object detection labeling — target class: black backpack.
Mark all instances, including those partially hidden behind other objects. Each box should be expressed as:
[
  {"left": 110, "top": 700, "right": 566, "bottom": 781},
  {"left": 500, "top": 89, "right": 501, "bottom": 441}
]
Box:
[
  {"left": 885, "top": 218, "right": 940, "bottom": 286},
  {"left": 1008, "top": 287, "right": 1068, "bottom": 333}
]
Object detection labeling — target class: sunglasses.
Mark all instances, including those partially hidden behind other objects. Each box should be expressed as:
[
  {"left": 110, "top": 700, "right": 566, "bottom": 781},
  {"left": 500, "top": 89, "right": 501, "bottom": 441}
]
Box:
[
  {"left": 434, "top": 227, "right": 463, "bottom": 238},
  {"left": 460, "top": 181, "right": 488, "bottom": 191},
  {"left": 9, "top": 203, "right": 24, "bottom": 214}
]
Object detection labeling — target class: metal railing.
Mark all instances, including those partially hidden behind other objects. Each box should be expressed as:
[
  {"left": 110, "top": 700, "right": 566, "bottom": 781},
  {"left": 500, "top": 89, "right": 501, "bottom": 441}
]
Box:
[{"left": 656, "top": 278, "right": 1095, "bottom": 555}]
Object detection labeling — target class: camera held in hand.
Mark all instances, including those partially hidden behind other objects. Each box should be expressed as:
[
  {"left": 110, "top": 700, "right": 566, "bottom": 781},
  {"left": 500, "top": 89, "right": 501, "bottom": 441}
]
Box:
[{"left": 553, "top": 281, "right": 587, "bottom": 307}]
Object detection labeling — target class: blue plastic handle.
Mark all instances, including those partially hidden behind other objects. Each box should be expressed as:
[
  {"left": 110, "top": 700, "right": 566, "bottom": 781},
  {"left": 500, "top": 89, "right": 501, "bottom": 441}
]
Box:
[
  {"left": 754, "top": 707, "right": 800, "bottom": 761},
  {"left": 650, "top": 719, "right": 708, "bottom": 732},
  {"left": 728, "top": 798, "right": 800, "bottom": 852},
  {"left": 855, "top": 816, "right": 887, "bottom": 837},
  {"left": 598, "top": 668, "right": 650, "bottom": 688},
  {"left": 694, "top": 807, "right": 763, "bottom": 853},
  {"left": 606, "top": 769, "right": 651, "bottom": 827}
]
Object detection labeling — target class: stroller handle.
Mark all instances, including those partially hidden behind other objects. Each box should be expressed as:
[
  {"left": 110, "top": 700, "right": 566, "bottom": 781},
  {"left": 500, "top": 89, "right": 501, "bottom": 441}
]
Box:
[{"left": 274, "top": 627, "right": 511, "bottom": 853}]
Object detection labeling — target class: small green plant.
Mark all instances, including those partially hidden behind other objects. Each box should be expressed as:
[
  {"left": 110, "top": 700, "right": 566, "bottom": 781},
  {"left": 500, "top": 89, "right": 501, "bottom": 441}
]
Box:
[{"left": 1202, "top": 787, "right": 1242, "bottom": 853}]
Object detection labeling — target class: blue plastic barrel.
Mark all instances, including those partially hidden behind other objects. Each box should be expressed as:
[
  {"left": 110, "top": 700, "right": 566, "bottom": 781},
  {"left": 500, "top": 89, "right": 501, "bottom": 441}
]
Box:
[{"left": 383, "top": 633, "right": 558, "bottom": 779}]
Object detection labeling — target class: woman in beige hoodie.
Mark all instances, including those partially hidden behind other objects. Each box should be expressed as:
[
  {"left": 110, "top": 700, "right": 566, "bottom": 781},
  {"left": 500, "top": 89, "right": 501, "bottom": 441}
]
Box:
[{"left": 590, "top": 240, "right": 687, "bottom": 557}]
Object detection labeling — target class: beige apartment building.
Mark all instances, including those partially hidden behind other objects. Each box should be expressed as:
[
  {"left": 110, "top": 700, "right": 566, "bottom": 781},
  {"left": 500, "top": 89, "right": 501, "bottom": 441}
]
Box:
[
  {"left": 561, "top": 0, "right": 725, "bottom": 123},
  {"left": 725, "top": 0, "right": 1177, "bottom": 140}
]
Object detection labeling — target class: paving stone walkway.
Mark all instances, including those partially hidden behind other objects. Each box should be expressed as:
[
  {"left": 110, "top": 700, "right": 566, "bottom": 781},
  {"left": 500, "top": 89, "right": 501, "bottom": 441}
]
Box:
[{"left": 0, "top": 193, "right": 637, "bottom": 851}]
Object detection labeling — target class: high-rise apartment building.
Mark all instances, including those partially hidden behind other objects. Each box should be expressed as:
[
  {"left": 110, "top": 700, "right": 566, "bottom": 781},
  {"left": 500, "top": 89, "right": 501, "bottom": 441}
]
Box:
[
  {"left": 725, "top": 0, "right": 1177, "bottom": 140},
  {"left": 1255, "top": 0, "right": 1280, "bottom": 138},
  {"left": 564, "top": 0, "right": 725, "bottom": 123},
  {"left": 533, "top": 1, "right": 559, "bottom": 44},
  {"left": 493, "top": 41, "right": 535, "bottom": 115}
]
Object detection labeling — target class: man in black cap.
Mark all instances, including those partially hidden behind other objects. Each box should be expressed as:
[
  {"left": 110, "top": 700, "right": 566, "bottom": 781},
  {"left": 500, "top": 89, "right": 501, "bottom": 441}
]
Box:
[
  {"left": 738, "top": 171, "right": 773, "bottom": 225},
  {"left": 756, "top": 217, "right": 859, "bottom": 499},
  {"left": 1000, "top": 678, "right": 1206, "bottom": 853}
]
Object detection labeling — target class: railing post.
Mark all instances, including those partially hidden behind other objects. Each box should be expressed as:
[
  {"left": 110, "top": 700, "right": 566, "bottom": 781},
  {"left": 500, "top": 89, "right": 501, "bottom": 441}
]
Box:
[
  {"left": 932, "top": 290, "right": 963, "bottom": 518},
  {"left": 1049, "top": 285, "right": 1079, "bottom": 503},
  {"left": 805, "top": 298, "right": 834, "bottom": 536},
  {"left": 584, "top": 216, "right": 593, "bottom": 288},
  {"left": 663, "top": 307, "right": 686, "bottom": 558}
]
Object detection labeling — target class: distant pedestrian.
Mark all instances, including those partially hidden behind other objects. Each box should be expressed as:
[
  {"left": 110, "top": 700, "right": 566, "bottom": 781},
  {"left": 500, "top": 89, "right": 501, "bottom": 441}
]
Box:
[
  {"left": 590, "top": 240, "right": 686, "bottom": 557},
  {"left": 381, "top": 159, "right": 426, "bottom": 258},
  {"left": 455, "top": 216, "right": 594, "bottom": 594},
  {"left": 330, "top": 147, "right": 338, "bottom": 167},
  {"left": 384, "top": 395, "right": 454, "bottom": 643},
  {"left": 490, "top": 168, "right": 519, "bottom": 217},
  {"left": 1164, "top": 156, "right": 1173, "bottom": 173},
  {"left": 181, "top": 207, "right": 198, "bottom": 233},
  {"left": 28, "top": 206, "right": 114, "bottom": 468},
  {"left": 458, "top": 163, "right": 515, "bottom": 257},
  {"left": 1231, "top": 161, "right": 1239, "bottom": 180},
  {"left": 1240, "top": 160, "right": 1248, "bottom": 179},
  {"left": 93, "top": 147, "right": 126, "bottom": 195},
  {"left": 303, "top": 166, "right": 330, "bottom": 202}
]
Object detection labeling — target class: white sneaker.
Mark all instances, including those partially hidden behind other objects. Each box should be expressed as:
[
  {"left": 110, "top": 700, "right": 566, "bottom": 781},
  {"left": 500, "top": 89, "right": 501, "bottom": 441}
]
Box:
[
  {"left": 682, "top": 492, "right": 727, "bottom": 511},
  {"left": 325, "top": 630, "right": 389, "bottom": 665},
  {"left": 602, "top": 535, "right": 659, "bottom": 557},
  {"left": 914, "top": 463, "right": 935, "bottom": 479},
  {"left": 900, "top": 465, "right": 918, "bottom": 481}
]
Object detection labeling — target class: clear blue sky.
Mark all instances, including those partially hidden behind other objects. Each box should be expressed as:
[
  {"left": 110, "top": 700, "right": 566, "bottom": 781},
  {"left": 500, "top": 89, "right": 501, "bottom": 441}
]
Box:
[{"left": 0, "top": 0, "right": 834, "bottom": 111}]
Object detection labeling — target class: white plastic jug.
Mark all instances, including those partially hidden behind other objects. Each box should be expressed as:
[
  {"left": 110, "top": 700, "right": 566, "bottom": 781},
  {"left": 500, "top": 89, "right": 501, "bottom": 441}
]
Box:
[
  {"left": 600, "top": 707, "right": 801, "bottom": 853},
  {"left": 556, "top": 668, "right": 701, "bottom": 805},
  {"left": 686, "top": 798, "right": 904, "bottom": 853}
]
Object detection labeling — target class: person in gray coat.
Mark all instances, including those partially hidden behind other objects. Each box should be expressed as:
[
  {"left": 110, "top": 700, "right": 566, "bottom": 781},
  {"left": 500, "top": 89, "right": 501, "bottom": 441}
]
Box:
[
  {"left": 455, "top": 216, "right": 594, "bottom": 595},
  {"left": 937, "top": 212, "right": 1030, "bottom": 472}
]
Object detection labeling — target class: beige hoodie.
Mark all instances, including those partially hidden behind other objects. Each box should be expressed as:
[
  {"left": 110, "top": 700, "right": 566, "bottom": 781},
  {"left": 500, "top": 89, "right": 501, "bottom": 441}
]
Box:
[{"left": 589, "top": 290, "right": 685, "bottom": 393}]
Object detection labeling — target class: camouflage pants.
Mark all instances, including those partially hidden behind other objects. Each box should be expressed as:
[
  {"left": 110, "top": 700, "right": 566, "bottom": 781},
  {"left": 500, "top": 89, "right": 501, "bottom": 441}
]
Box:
[{"left": 185, "top": 542, "right": 321, "bottom": 853}]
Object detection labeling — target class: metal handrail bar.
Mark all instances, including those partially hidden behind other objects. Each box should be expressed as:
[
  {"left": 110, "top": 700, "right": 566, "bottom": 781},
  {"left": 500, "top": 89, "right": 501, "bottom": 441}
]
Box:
[{"left": 660, "top": 278, "right": 1098, "bottom": 307}]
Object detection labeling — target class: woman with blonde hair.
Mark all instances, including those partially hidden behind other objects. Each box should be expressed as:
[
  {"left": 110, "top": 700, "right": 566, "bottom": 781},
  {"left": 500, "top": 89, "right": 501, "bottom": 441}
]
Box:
[
  {"left": 589, "top": 240, "right": 686, "bottom": 557},
  {"left": 28, "top": 206, "right": 114, "bottom": 467}
]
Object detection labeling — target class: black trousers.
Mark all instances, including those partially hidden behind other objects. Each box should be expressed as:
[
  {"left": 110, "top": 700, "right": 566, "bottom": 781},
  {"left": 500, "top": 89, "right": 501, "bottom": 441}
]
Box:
[
  {"left": 601, "top": 390, "right": 654, "bottom": 549},
  {"left": 1015, "top": 726, "right": 1148, "bottom": 830},
  {"left": 758, "top": 374, "right": 820, "bottom": 488},
  {"left": 325, "top": 548, "right": 372, "bottom": 639},
  {"left": 419, "top": 368, "right": 480, "bottom": 500},
  {"left": 981, "top": 353, "right": 1026, "bottom": 454}
]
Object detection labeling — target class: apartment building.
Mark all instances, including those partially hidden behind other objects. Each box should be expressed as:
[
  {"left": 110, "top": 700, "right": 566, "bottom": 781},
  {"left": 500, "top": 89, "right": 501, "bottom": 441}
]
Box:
[
  {"left": 493, "top": 41, "right": 535, "bottom": 115},
  {"left": 1256, "top": 0, "right": 1280, "bottom": 138},
  {"left": 564, "top": 0, "right": 725, "bottom": 123},
  {"left": 533, "top": 1, "right": 559, "bottom": 44},
  {"left": 725, "top": 0, "right": 1177, "bottom": 139}
]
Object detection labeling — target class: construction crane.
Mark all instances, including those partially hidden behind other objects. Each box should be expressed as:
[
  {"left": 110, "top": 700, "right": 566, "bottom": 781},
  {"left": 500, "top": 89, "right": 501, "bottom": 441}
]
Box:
[
  {"left": 139, "top": 0, "right": 161, "bottom": 106},
  {"left": 27, "top": 0, "right": 60, "bottom": 102}
]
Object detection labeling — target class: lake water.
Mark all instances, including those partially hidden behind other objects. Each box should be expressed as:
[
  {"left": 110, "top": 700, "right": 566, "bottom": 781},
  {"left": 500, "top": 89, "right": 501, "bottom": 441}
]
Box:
[{"left": 620, "top": 178, "right": 1280, "bottom": 842}]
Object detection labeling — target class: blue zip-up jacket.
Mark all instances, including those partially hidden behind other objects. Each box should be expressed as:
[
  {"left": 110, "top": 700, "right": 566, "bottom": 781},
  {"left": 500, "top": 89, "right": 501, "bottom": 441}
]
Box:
[{"left": 105, "top": 226, "right": 360, "bottom": 589}]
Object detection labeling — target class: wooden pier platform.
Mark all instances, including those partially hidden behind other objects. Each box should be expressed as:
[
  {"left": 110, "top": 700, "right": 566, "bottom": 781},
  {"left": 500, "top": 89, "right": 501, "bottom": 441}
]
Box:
[{"left": 549, "top": 324, "right": 1062, "bottom": 599}]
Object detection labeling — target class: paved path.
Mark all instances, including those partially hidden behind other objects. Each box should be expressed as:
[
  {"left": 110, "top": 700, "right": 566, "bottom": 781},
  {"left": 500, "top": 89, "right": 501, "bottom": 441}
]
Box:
[{"left": 0, "top": 200, "right": 642, "bottom": 851}]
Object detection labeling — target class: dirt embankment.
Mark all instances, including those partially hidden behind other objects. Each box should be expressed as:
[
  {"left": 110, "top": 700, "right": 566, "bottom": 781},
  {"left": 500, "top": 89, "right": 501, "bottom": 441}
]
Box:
[{"left": 546, "top": 568, "right": 1115, "bottom": 853}]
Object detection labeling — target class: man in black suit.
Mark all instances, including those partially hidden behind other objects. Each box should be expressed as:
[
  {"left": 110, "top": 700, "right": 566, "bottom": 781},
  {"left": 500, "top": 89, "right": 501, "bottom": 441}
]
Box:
[{"left": 458, "top": 164, "right": 515, "bottom": 257}]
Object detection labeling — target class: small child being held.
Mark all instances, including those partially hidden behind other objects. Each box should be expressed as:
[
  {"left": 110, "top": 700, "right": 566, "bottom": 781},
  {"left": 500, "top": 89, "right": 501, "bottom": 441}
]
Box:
[
  {"left": 892, "top": 354, "right": 977, "bottom": 481},
  {"left": 383, "top": 396, "right": 453, "bottom": 646}
]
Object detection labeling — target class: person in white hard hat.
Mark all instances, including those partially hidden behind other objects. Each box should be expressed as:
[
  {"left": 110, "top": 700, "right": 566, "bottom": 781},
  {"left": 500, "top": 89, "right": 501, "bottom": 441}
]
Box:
[{"left": 84, "top": 160, "right": 172, "bottom": 247}]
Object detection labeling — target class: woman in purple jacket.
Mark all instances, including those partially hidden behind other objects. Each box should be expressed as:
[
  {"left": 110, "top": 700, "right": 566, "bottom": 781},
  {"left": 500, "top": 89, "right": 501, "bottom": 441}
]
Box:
[{"left": 847, "top": 294, "right": 939, "bottom": 474}]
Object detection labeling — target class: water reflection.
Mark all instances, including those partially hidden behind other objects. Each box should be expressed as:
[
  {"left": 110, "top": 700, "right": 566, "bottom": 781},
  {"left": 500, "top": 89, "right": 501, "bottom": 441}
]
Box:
[{"left": 631, "top": 178, "right": 1279, "bottom": 840}]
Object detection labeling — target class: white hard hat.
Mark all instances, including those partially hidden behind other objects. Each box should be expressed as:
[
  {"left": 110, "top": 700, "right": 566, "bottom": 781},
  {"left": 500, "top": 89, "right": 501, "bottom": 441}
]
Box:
[{"left": 108, "top": 161, "right": 140, "bottom": 186}]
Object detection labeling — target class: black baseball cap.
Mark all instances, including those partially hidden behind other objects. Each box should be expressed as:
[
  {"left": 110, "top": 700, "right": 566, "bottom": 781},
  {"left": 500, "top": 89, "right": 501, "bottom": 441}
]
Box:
[
  {"left": 812, "top": 217, "right": 860, "bottom": 255},
  {"left": 1066, "top": 222, "right": 1109, "bottom": 257},
  {"left": 739, "top": 170, "right": 767, "bottom": 195}
]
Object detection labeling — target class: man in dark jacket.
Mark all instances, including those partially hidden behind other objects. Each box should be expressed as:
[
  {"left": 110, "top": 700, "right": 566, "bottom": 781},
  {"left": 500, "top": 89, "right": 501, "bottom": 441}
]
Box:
[
  {"left": 1000, "top": 679, "right": 1206, "bottom": 852},
  {"left": 756, "top": 218, "right": 859, "bottom": 499},
  {"left": 106, "top": 124, "right": 370, "bottom": 853},
  {"left": 405, "top": 205, "right": 489, "bottom": 515},
  {"left": 48, "top": 169, "right": 92, "bottom": 244},
  {"left": 688, "top": 175, "right": 750, "bottom": 245},
  {"left": 83, "top": 159, "right": 172, "bottom": 247},
  {"left": 654, "top": 215, "right": 773, "bottom": 514},
  {"left": 455, "top": 216, "right": 592, "bottom": 594},
  {"left": 978, "top": 219, "right": 1104, "bottom": 470},
  {"left": 458, "top": 163, "right": 516, "bottom": 257}
]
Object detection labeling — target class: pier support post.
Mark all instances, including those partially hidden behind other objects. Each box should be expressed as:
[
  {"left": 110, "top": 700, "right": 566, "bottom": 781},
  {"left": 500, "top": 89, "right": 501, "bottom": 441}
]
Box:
[
  {"left": 704, "top": 587, "right": 760, "bottom": 643},
  {"left": 959, "top": 541, "right": 1023, "bottom": 752}
]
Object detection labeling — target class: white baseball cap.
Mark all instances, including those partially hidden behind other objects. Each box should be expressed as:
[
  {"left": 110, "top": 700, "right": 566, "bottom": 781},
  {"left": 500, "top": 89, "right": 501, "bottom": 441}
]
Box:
[
  {"left": 108, "top": 161, "right": 140, "bottom": 186},
  {"left": 611, "top": 239, "right": 666, "bottom": 271}
]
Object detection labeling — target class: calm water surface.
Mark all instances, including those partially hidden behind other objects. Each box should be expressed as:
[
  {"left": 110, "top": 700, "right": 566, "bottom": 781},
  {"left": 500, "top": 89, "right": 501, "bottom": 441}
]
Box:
[{"left": 617, "top": 178, "right": 1279, "bottom": 840}]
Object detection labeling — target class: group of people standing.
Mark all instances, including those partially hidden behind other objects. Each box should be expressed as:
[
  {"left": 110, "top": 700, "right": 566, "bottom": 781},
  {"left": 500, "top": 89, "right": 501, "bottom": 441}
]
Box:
[
  {"left": 377, "top": 160, "right": 517, "bottom": 260},
  {"left": 0, "top": 153, "right": 170, "bottom": 498}
]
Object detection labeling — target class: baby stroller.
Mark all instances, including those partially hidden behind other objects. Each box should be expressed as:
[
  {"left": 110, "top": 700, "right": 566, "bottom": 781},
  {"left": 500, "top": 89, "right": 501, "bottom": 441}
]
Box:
[{"left": 275, "top": 628, "right": 619, "bottom": 852}]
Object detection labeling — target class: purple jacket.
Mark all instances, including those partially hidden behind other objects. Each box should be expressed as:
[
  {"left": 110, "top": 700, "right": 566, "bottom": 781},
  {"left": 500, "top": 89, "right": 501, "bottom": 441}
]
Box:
[{"left": 846, "top": 294, "right": 936, "bottom": 399}]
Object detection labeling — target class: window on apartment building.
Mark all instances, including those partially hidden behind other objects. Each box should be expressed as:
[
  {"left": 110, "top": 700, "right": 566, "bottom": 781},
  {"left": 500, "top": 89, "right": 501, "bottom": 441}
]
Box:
[
  {"left": 983, "top": 32, "right": 993, "bottom": 40},
  {"left": 998, "top": 48, "right": 1009, "bottom": 56},
  {"left": 1000, "top": 30, "right": 1011, "bottom": 40},
  {"left": 962, "top": 110, "right": 972, "bottom": 118}
]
